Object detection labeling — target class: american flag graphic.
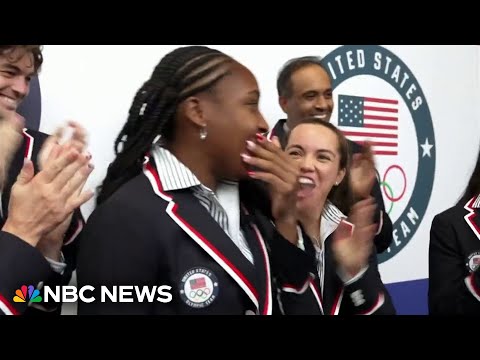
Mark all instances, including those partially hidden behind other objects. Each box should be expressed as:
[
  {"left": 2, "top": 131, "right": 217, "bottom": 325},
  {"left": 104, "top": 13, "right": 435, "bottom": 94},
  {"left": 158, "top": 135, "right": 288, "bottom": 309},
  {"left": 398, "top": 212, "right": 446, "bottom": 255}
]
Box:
[
  {"left": 337, "top": 95, "right": 399, "bottom": 156},
  {"left": 190, "top": 277, "right": 207, "bottom": 290}
]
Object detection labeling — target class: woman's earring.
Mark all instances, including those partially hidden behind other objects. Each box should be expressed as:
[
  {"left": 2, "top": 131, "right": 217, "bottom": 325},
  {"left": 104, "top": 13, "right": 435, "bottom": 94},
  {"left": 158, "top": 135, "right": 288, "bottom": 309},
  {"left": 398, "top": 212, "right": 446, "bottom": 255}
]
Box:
[
  {"left": 200, "top": 127, "right": 208, "bottom": 140},
  {"left": 335, "top": 181, "right": 339, "bottom": 186}
]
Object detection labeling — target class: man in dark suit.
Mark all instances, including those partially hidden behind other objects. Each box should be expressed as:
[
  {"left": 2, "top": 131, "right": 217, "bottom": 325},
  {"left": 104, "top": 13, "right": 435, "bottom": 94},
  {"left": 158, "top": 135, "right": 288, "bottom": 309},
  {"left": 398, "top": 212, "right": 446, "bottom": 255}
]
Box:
[
  {"left": 429, "top": 147, "right": 480, "bottom": 314},
  {"left": 268, "top": 56, "right": 393, "bottom": 254},
  {"left": 0, "top": 45, "right": 93, "bottom": 315}
]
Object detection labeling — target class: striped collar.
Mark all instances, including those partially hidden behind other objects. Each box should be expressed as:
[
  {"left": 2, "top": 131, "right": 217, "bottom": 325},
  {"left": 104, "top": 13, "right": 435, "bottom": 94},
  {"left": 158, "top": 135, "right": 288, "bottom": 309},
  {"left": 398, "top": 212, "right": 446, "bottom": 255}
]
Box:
[
  {"left": 150, "top": 145, "right": 238, "bottom": 193},
  {"left": 472, "top": 194, "right": 480, "bottom": 209},
  {"left": 320, "top": 201, "right": 347, "bottom": 243},
  {"left": 150, "top": 145, "right": 202, "bottom": 192}
]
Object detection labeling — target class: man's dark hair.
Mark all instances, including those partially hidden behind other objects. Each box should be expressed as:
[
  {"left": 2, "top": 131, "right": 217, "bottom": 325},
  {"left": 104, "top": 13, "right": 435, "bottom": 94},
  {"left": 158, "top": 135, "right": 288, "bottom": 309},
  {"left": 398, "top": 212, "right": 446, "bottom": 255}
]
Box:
[
  {"left": 276, "top": 56, "right": 326, "bottom": 98},
  {"left": 0, "top": 46, "right": 43, "bottom": 74}
]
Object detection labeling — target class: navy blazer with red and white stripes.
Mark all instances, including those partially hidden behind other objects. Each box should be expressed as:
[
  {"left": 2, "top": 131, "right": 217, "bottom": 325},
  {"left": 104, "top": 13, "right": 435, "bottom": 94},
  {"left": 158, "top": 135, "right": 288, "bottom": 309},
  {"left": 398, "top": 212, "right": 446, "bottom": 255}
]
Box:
[
  {"left": 429, "top": 194, "right": 480, "bottom": 314},
  {"left": 77, "top": 155, "right": 319, "bottom": 315},
  {"left": 0, "top": 129, "right": 84, "bottom": 315}
]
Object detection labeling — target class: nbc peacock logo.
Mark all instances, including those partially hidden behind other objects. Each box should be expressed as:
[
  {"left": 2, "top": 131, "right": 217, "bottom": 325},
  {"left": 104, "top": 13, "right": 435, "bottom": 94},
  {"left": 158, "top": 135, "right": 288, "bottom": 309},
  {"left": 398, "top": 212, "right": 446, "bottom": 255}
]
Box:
[{"left": 13, "top": 285, "right": 42, "bottom": 303}]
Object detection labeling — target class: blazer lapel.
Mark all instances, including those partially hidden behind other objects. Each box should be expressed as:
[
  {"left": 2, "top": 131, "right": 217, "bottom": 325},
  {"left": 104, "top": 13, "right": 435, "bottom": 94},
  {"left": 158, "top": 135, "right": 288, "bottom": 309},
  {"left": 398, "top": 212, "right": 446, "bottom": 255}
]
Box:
[
  {"left": 323, "top": 241, "right": 344, "bottom": 315},
  {"left": 2, "top": 130, "right": 34, "bottom": 221},
  {"left": 464, "top": 196, "right": 480, "bottom": 241},
  {"left": 240, "top": 207, "right": 273, "bottom": 315},
  {"left": 143, "top": 161, "right": 262, "bottom": 312}
]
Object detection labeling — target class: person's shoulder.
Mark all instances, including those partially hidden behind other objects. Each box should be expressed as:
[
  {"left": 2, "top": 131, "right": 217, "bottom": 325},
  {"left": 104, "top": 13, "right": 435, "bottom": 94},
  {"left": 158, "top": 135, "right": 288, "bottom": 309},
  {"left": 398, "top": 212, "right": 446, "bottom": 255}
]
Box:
[
  {"left": 99, "top": 174, "right": 156, "bottom": 212},
  {"left": 432, "top": 201, "right": 466, "bottom": 225}
]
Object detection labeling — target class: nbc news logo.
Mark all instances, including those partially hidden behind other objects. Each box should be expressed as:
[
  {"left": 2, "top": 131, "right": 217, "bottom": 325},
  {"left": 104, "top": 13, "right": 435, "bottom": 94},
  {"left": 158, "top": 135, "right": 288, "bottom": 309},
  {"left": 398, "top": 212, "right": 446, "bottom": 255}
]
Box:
[
  {"left": 13, "top": 285, "right": 42, "bottom": 303},
  {"left": 13, "top": 284, "right": 172, "bottom": 304}
]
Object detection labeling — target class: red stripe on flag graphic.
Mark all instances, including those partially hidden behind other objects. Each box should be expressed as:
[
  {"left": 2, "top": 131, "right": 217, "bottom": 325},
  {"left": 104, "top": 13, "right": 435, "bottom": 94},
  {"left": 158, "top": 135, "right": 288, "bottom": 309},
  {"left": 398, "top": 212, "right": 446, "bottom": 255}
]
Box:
[{"left": 338, "top": 95, "right": 399, "bottom": 156}]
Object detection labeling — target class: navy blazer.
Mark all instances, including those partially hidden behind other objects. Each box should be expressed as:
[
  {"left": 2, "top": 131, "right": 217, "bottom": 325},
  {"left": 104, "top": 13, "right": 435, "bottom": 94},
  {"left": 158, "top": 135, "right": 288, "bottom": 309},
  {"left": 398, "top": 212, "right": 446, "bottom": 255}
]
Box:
[
  {"left": 429, "top": 195, "right": 480, "bottom": 314},
  {"left": 77, "top": 157, "right": 321, "bottom": 315},
  {"left": 0, "top": 129, "right": 85, "bottom": 315}
]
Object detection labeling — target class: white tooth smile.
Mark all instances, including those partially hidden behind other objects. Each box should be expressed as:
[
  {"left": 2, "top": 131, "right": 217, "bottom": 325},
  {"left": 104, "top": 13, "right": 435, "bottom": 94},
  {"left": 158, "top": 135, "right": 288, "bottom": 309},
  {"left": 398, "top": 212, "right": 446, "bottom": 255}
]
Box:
[
  {"left": 299, "top": 177, "right": 315, "bottom": 186},
  {"left": 0, "top": 95, "right": 18, "bottom": 109}
]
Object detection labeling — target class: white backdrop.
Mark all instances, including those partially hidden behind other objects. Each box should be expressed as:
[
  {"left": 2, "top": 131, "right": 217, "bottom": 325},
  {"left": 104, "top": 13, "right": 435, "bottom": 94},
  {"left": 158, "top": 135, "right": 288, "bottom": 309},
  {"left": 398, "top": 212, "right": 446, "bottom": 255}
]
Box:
[{"left": 38, "top": 45, "right": 480, "bottom": 286}]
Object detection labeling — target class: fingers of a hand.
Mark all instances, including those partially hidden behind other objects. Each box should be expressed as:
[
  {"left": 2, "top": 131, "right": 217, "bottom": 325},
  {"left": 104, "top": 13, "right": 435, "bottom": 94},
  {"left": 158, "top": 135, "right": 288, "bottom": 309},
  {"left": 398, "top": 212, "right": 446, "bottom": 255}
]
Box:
[
  {"left": 62, "top": 163, "right": 94, "bottom": 198},
  {"left": 52, "top": 153, "right": 91, "bottom": 190},
  {"left": 68, "top": 121, "right": 88, "bottom": 144},
  {"left": 69, "top": 189, "right": 95, "bottom": 210},
  {"left": 353, "top": 204, "right": 377, "bottom": 228},
  {"left": 362, "top": 142, "right": 376, "bottom": 168},
  {"left": 271, "top": 136, "right": 281, "bottom": 149},
  {"left": 15, "top": 159, "right": 35, "bottom": 185},
  {"left": 246, "top": 139, "right": 275, "bottom": 163},
  {"left": 242, "top": 153, "right": 297, "bottom": 185},
  {"left": 355, "top": 224, "right": 378, "bottom": 245},
  {"left": 256, "top": 135, "right": 293, "bottom": 165},
  {"left": 351, "top": 153, "right": 362, "bottom": 168},
  {"left": 250, "top": 137, "right": 300, "bottom": 178},
  {"left": 248, "top": 171, "right": 290, "bottom": 192},
  {"left": 64, "top": 139, "right": 87, "bottom": 154},
  {"left": 39, "top": 136, "right": 60, "bottom": 169},
  {"left": 65, "top": 163, "right": 94, "bottom": 196},
  {"left": 37, "top": 148, "right": 81, "bottom": 183},
  {"left": 74, "top": 167, "right": 92, "bottom": 195},
  {"left": 350, "top": 198, "right": 376, "bottom": 225},
  {"left": 351, "top": 196, "right": 375, "bottom": 213}
]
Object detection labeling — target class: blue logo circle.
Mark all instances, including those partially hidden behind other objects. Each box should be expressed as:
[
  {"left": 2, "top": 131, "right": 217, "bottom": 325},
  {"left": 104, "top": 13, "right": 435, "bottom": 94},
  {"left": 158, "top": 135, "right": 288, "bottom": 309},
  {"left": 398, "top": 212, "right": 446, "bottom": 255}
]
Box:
[{"left": 322, "top": 45, "right": 436, "bottom": 263}]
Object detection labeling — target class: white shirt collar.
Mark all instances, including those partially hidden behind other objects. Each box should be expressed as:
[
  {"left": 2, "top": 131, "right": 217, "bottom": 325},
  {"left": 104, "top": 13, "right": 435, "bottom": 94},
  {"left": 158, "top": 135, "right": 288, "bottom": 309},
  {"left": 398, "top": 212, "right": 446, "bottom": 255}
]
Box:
[
  {"left": 473, "top": 194, "right": 480, "bottom": 209},
  {"left": 320, "top": 200, "right": 347, "bottom": 243},
  {"left": 151, "top": 145, "right": 202, "bottom": 192},
  {"left": 151, "top": 146, "right": 250, "bottom": 261}
]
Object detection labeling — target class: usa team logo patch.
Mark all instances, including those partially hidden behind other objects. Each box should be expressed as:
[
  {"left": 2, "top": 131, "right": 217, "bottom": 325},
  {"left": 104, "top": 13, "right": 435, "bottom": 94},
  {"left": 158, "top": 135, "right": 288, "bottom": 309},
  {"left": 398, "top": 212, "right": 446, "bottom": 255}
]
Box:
[
  {"left": 466, "top": 252, "right": 480, "bottom": 273},
  {"left": 179, "top": 267, "right": 219, "bottom": 308}
]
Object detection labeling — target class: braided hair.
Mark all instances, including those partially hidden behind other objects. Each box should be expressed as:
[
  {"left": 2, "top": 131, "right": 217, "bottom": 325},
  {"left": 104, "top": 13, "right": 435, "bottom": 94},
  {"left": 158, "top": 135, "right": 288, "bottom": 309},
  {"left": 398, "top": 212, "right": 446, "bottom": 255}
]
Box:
[{"left": 97, "top": 46, "right": 233, "bottom": 205}]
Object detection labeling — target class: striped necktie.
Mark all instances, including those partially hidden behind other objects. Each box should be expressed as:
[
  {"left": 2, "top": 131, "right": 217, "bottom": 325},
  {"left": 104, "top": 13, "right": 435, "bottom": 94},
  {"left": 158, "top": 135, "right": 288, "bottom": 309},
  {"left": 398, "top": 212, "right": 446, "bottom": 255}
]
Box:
[{"left": 192, "top": 186, "right": 254, "bottom": 264}]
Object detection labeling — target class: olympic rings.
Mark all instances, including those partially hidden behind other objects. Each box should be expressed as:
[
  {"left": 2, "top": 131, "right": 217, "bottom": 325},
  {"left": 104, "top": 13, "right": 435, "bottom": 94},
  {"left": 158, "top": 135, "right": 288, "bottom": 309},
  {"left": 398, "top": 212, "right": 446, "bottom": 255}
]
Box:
[
  {"left": 189, "top": 289, "right": 209, "bottom": 300},
  {"left": 379, "top": 181, "right": 394, "bottom": 214},
  {"left": 382, "top": 165, "right": 407, "bottom": 202}
]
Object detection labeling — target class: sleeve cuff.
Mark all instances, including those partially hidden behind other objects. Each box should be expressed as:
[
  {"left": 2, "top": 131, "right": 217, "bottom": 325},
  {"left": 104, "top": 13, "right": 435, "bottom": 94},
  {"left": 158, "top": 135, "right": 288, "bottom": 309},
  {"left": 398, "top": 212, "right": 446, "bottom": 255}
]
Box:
[
  {"left": 338, "top": 266, "right": 369, "bottom": 285},
  {"left": 375, "top": 210, "right": 384, "bottom": 236},
  {"left": 45, "top": 252, "right": 67, "bottom": 275}
]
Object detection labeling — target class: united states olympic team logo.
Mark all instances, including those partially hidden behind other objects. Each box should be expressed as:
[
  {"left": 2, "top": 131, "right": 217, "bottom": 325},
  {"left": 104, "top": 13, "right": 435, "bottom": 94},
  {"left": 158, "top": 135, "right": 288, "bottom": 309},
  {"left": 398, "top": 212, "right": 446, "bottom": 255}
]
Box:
[
  {"left": 179, "top": 267, "right": 219, "bottom": 308},
  {"left": 466, "top": 252, "right": 480, "bottom": 273},
  {"left": 323, "top": 45, "right": 436, "bottom": 263}
]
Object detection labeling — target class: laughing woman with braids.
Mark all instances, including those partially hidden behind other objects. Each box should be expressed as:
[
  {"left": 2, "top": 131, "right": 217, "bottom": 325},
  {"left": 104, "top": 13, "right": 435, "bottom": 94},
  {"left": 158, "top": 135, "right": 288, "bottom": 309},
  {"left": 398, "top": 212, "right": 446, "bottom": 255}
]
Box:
[{"left": 77, "top": 46, "right": 323, "bottom": 315}]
